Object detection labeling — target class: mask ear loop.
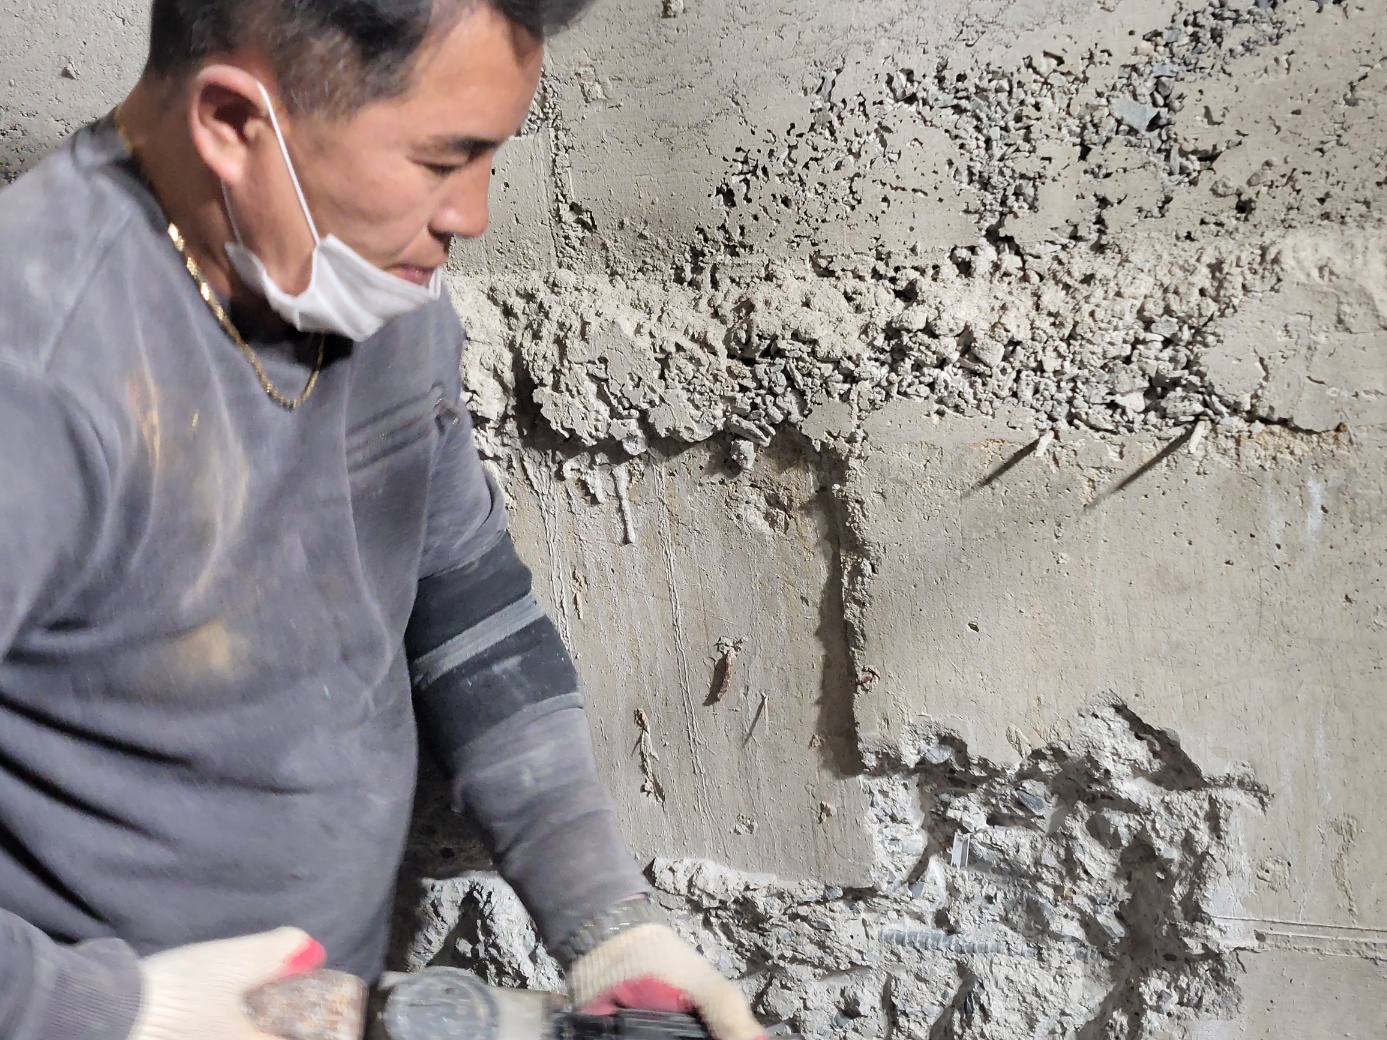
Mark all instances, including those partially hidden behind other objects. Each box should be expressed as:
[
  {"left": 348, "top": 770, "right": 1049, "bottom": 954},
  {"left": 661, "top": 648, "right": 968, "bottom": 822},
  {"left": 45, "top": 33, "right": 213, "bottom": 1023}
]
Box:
[{"left": 250, "top": 80, "right": 322, "bottom": 245}]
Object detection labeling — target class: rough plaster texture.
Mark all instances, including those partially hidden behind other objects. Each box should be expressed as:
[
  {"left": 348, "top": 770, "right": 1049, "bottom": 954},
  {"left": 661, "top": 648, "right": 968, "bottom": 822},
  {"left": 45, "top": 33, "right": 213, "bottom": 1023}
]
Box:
[
  {"left": 443, "top": 0, "right": 1387, "bottom": 1034},
  {"left": 5, "top": 0, "right": 1387, "bottom": 1036},
  {"left": 0, "top": 0, "right": 143, "bottom": 180}
]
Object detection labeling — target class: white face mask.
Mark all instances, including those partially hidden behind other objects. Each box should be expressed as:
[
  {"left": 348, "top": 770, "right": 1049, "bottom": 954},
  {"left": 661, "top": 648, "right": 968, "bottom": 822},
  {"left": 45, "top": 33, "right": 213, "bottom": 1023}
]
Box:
[{"left": 222, "top": 81, "right": 443, "bottom": 342}]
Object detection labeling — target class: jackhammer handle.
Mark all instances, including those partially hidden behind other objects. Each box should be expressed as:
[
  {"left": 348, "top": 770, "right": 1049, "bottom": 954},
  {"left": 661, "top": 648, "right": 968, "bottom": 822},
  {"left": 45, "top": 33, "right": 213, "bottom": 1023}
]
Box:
[{"left": 245, "top": 968, "right": 369, "bottom": 1040}]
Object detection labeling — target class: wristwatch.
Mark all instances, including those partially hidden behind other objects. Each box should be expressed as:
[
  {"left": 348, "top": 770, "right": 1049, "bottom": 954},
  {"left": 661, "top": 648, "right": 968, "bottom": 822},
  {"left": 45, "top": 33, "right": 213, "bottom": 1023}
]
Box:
[{"left": 552, "top": 894, "right": 664, "bottom": 967}]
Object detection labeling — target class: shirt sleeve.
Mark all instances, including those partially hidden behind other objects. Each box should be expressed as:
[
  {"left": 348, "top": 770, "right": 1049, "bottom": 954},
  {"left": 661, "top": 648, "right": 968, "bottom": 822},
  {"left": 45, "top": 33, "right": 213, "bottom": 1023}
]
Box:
[
  {"left": 0, "top": 365, "right": 141, "bottom": 1039},
  {"left": 407, "top": 394, "right": 649, "bottom": 953},
  {"left": 452, "top": 707, "right": 651, "bottom": 958},
  {"left": 0, "top": 915, "right": 141, "bottom": 1040},
  {"left": 416, "top": 398, "right": 510, "bottom": 583},
  {"left": 408, "top": 390, "right": 576, "bottom": 757}
]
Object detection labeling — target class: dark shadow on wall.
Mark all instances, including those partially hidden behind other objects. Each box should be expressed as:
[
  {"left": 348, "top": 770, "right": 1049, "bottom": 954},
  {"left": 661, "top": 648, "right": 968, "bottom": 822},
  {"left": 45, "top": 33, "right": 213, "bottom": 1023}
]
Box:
[
  {"left": 387, "top": 753, "right": 494, "bottom": 970},
  {"left": 804, "top": 434, "right": 866, "bottom": 779}
]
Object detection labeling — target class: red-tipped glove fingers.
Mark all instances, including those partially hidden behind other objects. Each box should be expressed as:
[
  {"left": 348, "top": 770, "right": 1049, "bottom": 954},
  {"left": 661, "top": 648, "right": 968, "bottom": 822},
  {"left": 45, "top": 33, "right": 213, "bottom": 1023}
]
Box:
[
  {"left": 127, "top": 927, "right": 325, "bottom": 1040},
  {"left": 568, "top": 922, "right": 765, "bottom": 1040}
]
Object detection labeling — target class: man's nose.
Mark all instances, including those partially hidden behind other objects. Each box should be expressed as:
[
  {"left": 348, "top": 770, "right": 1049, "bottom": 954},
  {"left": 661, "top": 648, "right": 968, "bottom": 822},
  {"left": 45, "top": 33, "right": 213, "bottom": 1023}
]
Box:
[{"left": 430, "top": 162, "right": 492, "bottom": 240}]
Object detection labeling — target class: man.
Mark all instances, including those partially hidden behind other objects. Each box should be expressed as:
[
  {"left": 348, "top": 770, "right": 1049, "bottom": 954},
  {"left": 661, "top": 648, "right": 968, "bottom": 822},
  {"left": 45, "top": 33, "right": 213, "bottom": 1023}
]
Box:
[{"left": 0, "top": 2, "right": 763, "bottom": 1039}]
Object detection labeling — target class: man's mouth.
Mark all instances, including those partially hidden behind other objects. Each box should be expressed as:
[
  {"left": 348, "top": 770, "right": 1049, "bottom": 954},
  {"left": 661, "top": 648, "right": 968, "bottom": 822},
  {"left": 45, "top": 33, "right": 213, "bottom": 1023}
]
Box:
[{"left": 391, "top": 263, "right": 439, "bottom": 286}]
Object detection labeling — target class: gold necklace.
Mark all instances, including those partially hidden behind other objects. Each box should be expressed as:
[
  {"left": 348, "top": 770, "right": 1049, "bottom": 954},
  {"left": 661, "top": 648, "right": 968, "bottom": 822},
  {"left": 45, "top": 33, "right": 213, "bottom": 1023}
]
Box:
[
  {"left": 112, "top": 106, "right": 325, "bottom": 411},
  {"left": 166, "top": 222, "right": 324, "bottom": 410}
]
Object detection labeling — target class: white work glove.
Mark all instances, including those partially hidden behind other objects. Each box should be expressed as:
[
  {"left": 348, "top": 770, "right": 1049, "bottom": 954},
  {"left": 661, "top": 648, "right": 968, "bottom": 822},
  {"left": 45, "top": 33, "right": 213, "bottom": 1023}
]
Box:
[
  {"left": 127, "top": 926, "right": 325, "bottom": 1040},
  {"left": 568, "top": 922, "right": 764, "bottom": 1040}
]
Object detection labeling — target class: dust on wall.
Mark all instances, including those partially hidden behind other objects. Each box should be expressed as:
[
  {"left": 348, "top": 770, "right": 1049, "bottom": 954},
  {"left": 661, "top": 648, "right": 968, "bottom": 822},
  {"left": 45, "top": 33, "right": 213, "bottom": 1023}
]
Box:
[{"left": 0, "top": 0, "right": 144, "bottom": 180}]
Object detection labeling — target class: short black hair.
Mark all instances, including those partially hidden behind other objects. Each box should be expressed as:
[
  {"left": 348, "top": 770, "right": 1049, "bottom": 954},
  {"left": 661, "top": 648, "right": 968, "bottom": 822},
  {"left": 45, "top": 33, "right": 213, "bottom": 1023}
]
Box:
[{"left": 146, "top": 0, "right": 593, "bottom": 116}]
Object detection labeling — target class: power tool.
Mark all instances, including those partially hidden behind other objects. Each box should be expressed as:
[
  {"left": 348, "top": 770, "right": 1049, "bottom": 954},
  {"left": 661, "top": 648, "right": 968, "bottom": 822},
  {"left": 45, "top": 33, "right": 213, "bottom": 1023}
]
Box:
[{"left": 246, "top": 966, "right": 794, "bottom": 1040}]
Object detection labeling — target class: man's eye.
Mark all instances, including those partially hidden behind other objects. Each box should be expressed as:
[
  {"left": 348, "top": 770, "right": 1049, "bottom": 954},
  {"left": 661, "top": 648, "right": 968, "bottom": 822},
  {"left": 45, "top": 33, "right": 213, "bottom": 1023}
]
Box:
[{"left": 424, "top": 162, "right": 462, "bottom": 177}]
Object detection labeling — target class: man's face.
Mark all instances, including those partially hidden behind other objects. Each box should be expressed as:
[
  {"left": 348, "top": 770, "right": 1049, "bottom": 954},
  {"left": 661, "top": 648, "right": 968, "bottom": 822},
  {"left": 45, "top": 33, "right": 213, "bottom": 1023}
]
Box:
[{"left": 225, "top": 3, "right": 543, "bottom": 292}]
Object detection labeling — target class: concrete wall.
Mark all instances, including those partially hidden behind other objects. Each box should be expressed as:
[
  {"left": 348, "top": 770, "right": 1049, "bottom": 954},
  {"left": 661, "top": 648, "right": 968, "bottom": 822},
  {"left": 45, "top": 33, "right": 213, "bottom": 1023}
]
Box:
[
  {"left": 6, "top": 0, "right": 1386, "bottom": 1037},
  {"left": 0, "top": 0, "right": 144, "bottom": 180}
]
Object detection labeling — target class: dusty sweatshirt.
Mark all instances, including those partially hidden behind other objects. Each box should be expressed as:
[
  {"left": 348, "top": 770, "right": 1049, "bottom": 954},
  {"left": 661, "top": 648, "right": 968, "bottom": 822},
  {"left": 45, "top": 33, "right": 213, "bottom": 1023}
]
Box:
[{"left": 0, "top": 116, "right": 646, "bottom": 1040}]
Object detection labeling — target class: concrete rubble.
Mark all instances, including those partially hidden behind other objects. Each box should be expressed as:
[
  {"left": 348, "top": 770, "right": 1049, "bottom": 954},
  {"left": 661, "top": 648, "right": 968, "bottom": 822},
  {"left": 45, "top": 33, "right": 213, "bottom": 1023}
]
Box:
[
  {"left": 455, "top": 0, "right": 1385, "bottom": 468},
  {"left": 401, "top": 704, "right": 1268, "bottom": 1038}
]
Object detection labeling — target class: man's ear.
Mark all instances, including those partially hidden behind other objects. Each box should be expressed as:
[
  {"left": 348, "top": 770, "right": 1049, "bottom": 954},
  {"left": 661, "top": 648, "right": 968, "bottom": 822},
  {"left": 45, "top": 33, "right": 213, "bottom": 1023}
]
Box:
[{"left": 188, "top": 65, "right": 278, "bottom": 187}]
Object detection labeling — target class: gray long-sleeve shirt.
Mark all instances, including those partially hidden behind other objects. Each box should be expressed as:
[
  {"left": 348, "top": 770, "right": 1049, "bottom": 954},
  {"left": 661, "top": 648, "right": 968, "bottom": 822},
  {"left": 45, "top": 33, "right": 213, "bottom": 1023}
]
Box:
[{"left": 0, "top": 118, "right": 646, "bottom": 1040}]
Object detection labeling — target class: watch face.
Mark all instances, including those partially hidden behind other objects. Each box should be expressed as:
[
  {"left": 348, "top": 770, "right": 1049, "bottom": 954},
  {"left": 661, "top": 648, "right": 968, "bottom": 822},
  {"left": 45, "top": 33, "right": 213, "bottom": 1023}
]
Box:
[{"left": 382, "top": 968, "right": 499, "bottom": 1040}]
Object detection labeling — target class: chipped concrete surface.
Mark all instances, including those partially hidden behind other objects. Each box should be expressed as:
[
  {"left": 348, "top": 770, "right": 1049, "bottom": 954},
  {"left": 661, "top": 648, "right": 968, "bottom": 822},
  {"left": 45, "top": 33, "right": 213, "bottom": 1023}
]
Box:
[
  {"left": 399, "top": 703, "right": 1270, "bottom": 1037},
  {"left": 833, "top": 414, "right": 1387, "bottom": 947},
  {"left": 454, "top": 0, "right": 1386, "bottom": 462},
  {"left": 450, "top": 0, "right": 1387, "bottom": 1034},
  {"left": 7, "top": 0, "right": 1387, "bottom": 1035},
  {"left": 650, "top": 703, "right": 1268, "bottom": 1040}
]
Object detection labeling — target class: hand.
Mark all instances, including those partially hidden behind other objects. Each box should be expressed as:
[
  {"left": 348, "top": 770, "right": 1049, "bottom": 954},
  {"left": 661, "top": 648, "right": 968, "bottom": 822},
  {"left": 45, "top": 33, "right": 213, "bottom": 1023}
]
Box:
[
  {"left": 128, "top": 927, "right": 325, "bottom": 1040},
  {"left": 567, "top": 922, "right": 764, "bottom": 1040}
]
